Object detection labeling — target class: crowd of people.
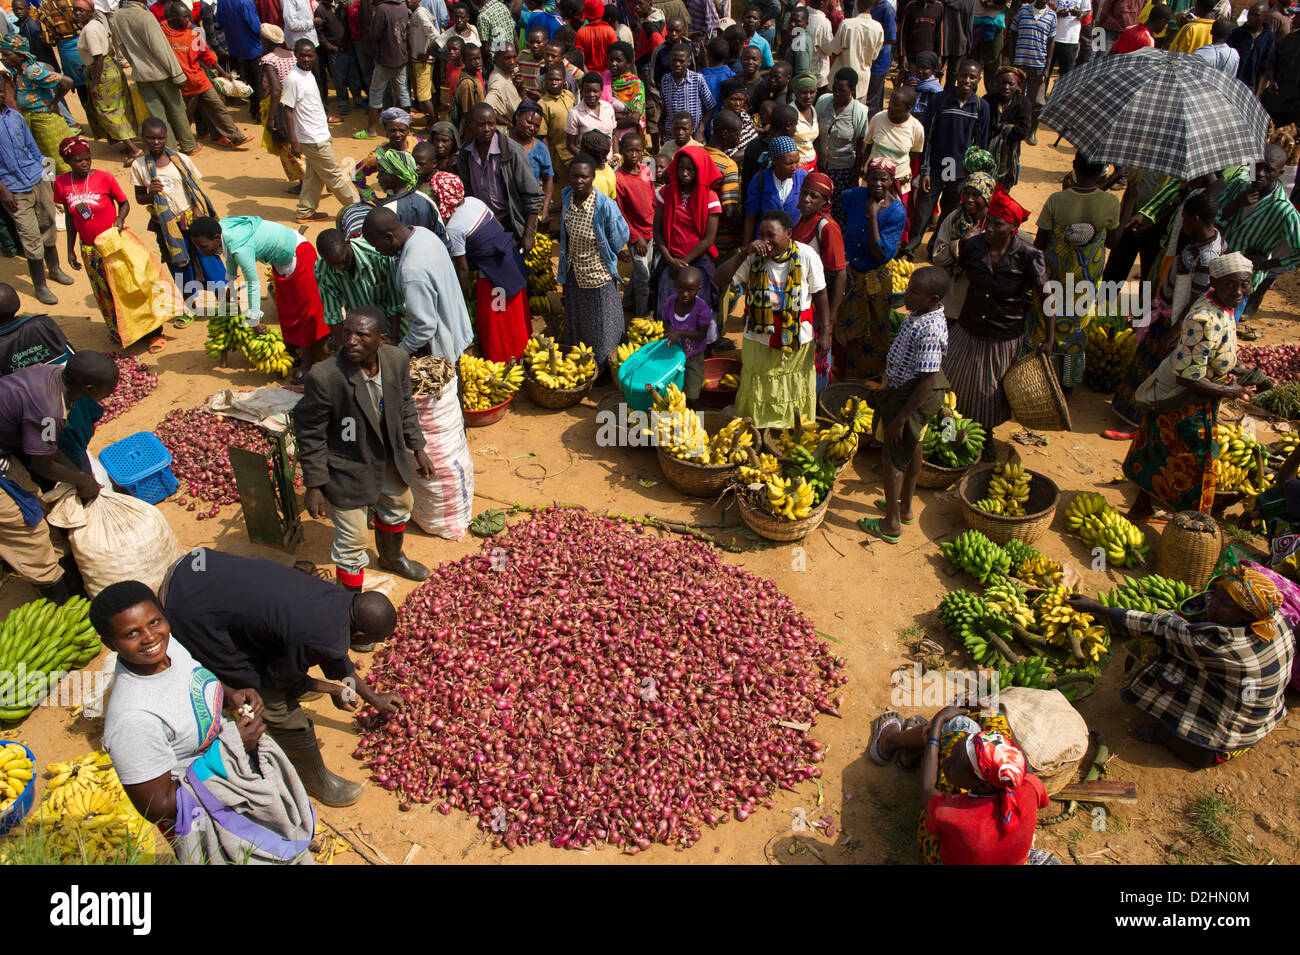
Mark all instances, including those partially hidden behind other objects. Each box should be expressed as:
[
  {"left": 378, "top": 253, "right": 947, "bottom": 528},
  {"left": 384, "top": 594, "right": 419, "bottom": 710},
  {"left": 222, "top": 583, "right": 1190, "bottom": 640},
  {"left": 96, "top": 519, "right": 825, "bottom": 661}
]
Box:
[{"left": 0, "top": 0, "right": 1296, "bottom": 866}]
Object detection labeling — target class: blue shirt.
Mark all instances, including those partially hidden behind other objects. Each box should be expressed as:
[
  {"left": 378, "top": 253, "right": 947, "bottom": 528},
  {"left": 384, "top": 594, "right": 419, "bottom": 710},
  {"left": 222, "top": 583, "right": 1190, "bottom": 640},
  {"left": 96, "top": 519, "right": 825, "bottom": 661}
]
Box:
[
  {"left": 421, "top": 0, "right": 450, "bottom": 29},
  {"left": 744, "top": 168, "right": 808, "bottom": 236},
  {"left": 698, "top": 64, "right": 734, "bottom": 111},
  {"left": 843, "top": 189, "right": 905, "bottom": 272},
  {"left": 522, "top": 8, "right": 565, "bottom": 40},
  {"left": 524, "top": 138, "right": 553, "bottom": 185},
  {"left": 659, "top": 70, "right": 715, "bottom": 130},
  {"left": 217, "top": 0, "right": 263, "bottom": 61},
  {"left": 870, "top": 1, "right": 896, "bottom": 77},
  {"left": 0, "top": 106, "right": 45, "bottom": 193},
  {"left": 911, "top": 76, "right": 943, "bottom": 116},
  {"left": 745, "top": 32, "right": 774, "bottom": 68},
  {"left": 919, "top": 90, "right": 990, "bottom": 176}
]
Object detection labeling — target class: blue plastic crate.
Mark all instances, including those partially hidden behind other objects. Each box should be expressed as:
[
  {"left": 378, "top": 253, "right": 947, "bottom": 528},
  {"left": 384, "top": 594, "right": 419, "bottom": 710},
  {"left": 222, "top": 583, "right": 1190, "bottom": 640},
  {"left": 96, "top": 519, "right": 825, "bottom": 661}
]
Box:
[
  {"left": 618, "top": 339, "right": 686, "bottom": 413},
  {"left": 0, "top": 742, "right": 35, "bottom": 835},
  {"left": 98, "top": 431, "right": 177, "bottom": 504}
]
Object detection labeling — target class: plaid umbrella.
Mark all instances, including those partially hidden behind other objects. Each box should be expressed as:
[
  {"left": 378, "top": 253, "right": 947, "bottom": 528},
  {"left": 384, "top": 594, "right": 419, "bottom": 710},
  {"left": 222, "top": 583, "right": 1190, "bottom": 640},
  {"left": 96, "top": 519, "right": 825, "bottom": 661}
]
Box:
[{"left": 1040, "top": 48, "right": 1268, "bottom": 181}]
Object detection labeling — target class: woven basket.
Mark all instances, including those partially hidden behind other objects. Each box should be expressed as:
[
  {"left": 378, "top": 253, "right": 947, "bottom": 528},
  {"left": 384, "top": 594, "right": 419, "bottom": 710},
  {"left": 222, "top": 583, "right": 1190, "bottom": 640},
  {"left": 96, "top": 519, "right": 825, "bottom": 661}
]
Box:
[
  {"left": 957, "top": 465, "right": 1061, "bottom": 545},
  {"left": 1003, "top": 352, "right": 1072, "bottom": 432},
  {"left": 523, "top": 374, "right": 594, "bottom": 409},
  {"left": 917, "top": 458, "right": 976, "bottom": 489},
  {"left": 1035, "top": 760, "right": 1083, "bottom": 797},
  {"left": 763, "top": 416, "right": 853, "bottom": 476},
  {"left": 736, "top": 487, "right": 833, "bottom": 542},
  {"left": 656, "top": 412, "right": 759, "bottom": 498},
  {"left": 1154, "top": 511, "right": 1223, "bottom": 591},
  {"left": 819, "top": 381, "right": 878, "bottom": 455}
]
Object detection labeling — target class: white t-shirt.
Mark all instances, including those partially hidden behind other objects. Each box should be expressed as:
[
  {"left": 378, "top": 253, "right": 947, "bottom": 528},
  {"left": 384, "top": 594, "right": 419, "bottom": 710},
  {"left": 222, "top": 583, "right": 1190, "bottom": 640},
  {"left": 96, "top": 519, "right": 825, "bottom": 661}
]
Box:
[
  {"left": 129, "top": 153, "right": 203, "bottom": 214},
  {"left": 864, "top": 111, "right": 925, "bottom": 190},
  {"left": 733, "top": 240, "right": 828, "bottom": 346},
  {"left": 444, "top": 195, "right": 495, "bottom": 256},
  {"left": 1054, "top": 0, "right": 1090, "bottom": 44},
  {"left": 279, "top": 66, "right": 332, "bottom": 145},
  {"left": 103, "top": 639, "right": 224, "bottom": 786},
  {"left": 806, "top": 7, "right": 835, "bottom": 87}
]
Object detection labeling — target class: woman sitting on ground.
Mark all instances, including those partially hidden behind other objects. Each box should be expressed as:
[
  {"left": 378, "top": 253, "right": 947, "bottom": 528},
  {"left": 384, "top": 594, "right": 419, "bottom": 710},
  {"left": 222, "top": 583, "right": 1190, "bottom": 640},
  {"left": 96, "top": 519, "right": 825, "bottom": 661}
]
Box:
[
  {"left": 1066, "top": 566, "right": 1295, "bottom": 768},
  {"left": 92, "top": 581, "right": 316, "bottom": 865},
  {"left": 869, "top": 704, "right": 1053, "bottom": 865}
]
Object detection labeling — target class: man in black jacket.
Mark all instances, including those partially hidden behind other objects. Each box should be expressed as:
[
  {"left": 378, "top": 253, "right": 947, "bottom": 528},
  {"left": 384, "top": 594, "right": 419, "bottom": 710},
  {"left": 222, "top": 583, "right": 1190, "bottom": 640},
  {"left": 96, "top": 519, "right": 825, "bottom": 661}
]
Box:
[
  {"left": 453, "top": 101, "right": 543, "bottom": 249},
  {"left": 294, "top": 306, "right": 434, "bottom": 592}
]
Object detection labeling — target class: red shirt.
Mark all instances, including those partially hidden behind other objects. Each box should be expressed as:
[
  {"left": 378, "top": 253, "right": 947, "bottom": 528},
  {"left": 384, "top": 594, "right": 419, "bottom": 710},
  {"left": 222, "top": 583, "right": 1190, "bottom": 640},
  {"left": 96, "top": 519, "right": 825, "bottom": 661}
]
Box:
[
  {"left": 634, "top": 23, "right": 664, "bottom": 64},
  {"left": 615, "top": 161, "right": 656, "bottom": 242},
  {"left": 52, "top": 170, "right": 126, "bottom": 246},
  {"left": 162, "top": 23, "right": 218, "bottom": 96},
  {"left": 1110, "top": 23, "right": 1154, "bottom": 54},
  {"left": 925, "top": 773, "right": 1049, "bottom": 865},
  {"left": 575, "top": 20, "right": 617, "bottom": 71}
]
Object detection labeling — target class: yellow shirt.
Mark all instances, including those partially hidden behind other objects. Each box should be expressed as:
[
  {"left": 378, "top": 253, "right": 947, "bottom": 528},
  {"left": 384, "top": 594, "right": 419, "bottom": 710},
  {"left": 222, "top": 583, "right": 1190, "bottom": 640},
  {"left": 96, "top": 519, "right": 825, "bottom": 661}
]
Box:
[
  {"left": 1168, "top": 16, "right": 1214, "bottom": 52},
  {"left": 593, "top": 164, "right": 617, "bottom": 200}
]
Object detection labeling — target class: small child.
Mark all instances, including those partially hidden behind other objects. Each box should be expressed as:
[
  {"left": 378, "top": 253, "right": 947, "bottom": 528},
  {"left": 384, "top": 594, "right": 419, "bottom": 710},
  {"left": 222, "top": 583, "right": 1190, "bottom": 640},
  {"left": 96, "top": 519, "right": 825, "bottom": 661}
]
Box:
[
  {"left": 662, "top": 266, "right": 717, "bottom": 402},
  {"left": 907, "top": 51, "right": 944, "bottom": 117},
  {"left": 858, "top": 266, "right": 951, "bottom": 544},
  {"left": 580, "top": 130, "right": 617, "bottom": 199},
  {"left": 615, "top": 132, "right": 657, "bottom": 317},
  {"left": 654, "top": 152, "right": 671, "bottom": 184}
]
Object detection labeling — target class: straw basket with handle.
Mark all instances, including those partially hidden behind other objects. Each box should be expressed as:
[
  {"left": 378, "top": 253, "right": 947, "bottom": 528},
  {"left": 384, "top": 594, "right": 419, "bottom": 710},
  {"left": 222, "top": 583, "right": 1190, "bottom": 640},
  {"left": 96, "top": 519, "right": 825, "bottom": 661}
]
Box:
[
  {"left": 1153, "top": 511, "right": 1223, "bottom": 591},
  {"left": 1003, "top": 352, "right": 1072, "bottom": 431}
]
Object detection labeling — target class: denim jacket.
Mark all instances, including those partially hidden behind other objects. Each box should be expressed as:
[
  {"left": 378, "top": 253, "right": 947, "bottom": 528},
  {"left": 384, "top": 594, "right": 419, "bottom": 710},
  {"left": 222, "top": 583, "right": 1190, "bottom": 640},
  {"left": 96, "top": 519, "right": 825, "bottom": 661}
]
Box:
[{"left": 557, "top": 187, "right": 630, "bottom": 283}]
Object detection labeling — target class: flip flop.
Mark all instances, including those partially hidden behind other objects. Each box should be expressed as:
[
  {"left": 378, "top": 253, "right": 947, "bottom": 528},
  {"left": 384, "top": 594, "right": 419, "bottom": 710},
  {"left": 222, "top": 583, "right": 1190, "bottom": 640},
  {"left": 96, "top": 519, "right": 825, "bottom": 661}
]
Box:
[
  {"left": 869, "top": 711, "right": 903, "bottom": 765},
  {"left": 875, "top": 498, "right": 915, "bottom": 524},
  {"left": 1103, "top": 429, "right": 1137, "bottom": 441},
  {"left": 170, "top": 314, "right": 195, "bottom": 330},
  {"left": 352, "top": 130, "right": 380, "bottom": 140},
  {"left": 858, "top": 516, "right": 901, "bottom": 544},
  {"left": 146, "top": 334, "right": 167, "bottom": 354}
]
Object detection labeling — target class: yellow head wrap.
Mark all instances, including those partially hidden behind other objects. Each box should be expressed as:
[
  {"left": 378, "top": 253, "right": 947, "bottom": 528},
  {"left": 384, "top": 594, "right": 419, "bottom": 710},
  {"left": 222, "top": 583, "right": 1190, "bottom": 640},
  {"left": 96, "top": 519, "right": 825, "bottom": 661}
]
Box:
[{"left": 1218, "top": 567, "right": 1283, "bottom": 641}]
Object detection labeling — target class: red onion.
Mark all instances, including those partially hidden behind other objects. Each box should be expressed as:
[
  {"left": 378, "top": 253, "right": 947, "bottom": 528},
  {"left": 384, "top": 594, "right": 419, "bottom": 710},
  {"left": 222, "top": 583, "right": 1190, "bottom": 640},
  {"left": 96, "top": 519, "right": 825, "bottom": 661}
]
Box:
[
  {"left": 355, "top": 507, "right": 847, "bottom": 853},
  {"left": 1240, "top": 344, "right": 1300, "bottom": 385},
  {"left": 155, "top": 407, "right": 280, "bottom": 518},
  {"left": 98, "top": 353, "right": 158, "bottom": 424}
]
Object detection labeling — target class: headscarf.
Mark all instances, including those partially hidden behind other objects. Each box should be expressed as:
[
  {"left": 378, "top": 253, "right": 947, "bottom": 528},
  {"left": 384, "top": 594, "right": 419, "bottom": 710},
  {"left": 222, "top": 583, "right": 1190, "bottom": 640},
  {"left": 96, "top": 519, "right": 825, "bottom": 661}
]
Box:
[
  {"left": 996, "top": 65, "right": 1027, "bottom": 85},
  {"left": 380, "top": 107, "right": 413, "bottom": 128},
  {"left": 789, "top": 71, "right": 818, "bottom": 94},
  {"left": 515, "top": 99, "right": 543, "bottom": 119},
  {"left": 719, "top": 77, "right": 749, "bottom": 101},
  {"left": 952, "top": 171, "right": 996, "bottom": 237},
  {"left": 768, "top": 135, "right": 798, "bottom": 160},
  {"left": 58, "top": 136, "right": 91, "bottom": 161},
  {"left": 791, "top": 171, "right": 835, "bottom": 247},
  {"left": 428, "top": 171, "right": 466, "bottom": 221},
  {"left": 963, "top": 146, "right": 997, "bottom": 176},
  {"left": 965, "top": 729, "right": 1027, "bottom": 833},
  {"left": 802, "top": 170, "right": 833, "bottom": 199},
  {"left": 430, "top": 121, "right": 460, "bottom": 150},
  {"left": 338, "top": 201, "right": 377, "bottom": 241},
  {"left": 1218, "top": 566, "right": 1283, "bottom": 641},
  {"left": 1209, "top": 251, "right": 1252, "bottom": 278},
  {"left": 0, "top": 34, "right": 30, "bottom": 58},
  {"left": 986, "top": 187, "right": 1030, "bottom": 229},
  {"left": 865, "top": 156, "right": 898, "bottom": 198},
  {"left": 376, "top": 148, "right": 419, "bottom": 192},
  {"left": 583, "top": 0, "right": 603, "bottom": 22},
  {"left": 260, "top": 23, "right": 284, "bottom": 45},
  {"left": 660, "top": 144, "right": 722, "bottom": 259},
  {"left": 608, "top": 67, "right": 645, "bottom": 132}
]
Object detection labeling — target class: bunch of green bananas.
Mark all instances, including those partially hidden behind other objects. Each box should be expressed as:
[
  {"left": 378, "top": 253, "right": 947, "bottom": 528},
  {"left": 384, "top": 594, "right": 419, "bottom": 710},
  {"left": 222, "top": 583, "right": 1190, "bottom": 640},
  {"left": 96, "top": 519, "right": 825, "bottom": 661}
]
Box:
[
  {"left": 774, "top": 411, "right": 856, "bottom": 463},
  {"left": 1033, "top": 586, "right": 1109, "bottom": 664},
  {"left": 0, "top": 597, "right": 102, "bottom": 722},
  {"left": 1083, "top": 317, "right": 1136, "bottom": 393},
  {"left": 1098, "top": 573, "right": 1197, "bottom": 613},
  {"left": 996, "top": 656, "right": 1054, "bottom": 690},
  {"left": 1066, "top": 492, "right": 1148, "bottom": 567},
  {"left": 940, "top": 529, "right": 1011, "bottom": 584},
  {"left": 839, "top": 397, "right": 874, "bottom": 436},
  {"left": 1213, "top": 423, "right": 1270, "bottom": 497},
  {"left": 524, "top": 335, "right": 596, "bottom": 390},
  {"left": 937, "top": 589, "right": 989, "bottom": 635},
  {"left": 984, "top": 578, "right": 1035, "bottom": 629},
  {"left": 459, "top": 354, "right": 524, "bottom": 411},
  {"left": 763, "top": 475, "right": 817, "bottom": 520},
  {"left": 974, "top": 497, "right": 1004, "bottom": 514},
  {"left": 922, "top": 414, "right": 986, "bottom": 468},
  {"left": 204, "top": 312, "right": 252, "bottom": 359},
  {"left": 787, "top": 445, "right": 834, "bottom": 504},
  {"left": 524, "top": 233, "right": 556, "bottom": 312},
  {"left": 986, "top": 459, "right": 1031, "bottom": 516},
  {"left": 1002, "top": 538, "right": 1041, "bottom": 571}
]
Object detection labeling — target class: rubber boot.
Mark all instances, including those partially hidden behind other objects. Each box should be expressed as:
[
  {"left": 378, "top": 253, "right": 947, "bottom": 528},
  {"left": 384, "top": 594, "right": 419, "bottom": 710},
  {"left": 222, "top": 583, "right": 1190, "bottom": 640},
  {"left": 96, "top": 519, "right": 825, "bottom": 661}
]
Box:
[
  {"left": 270, "top": 724, "right": 363, "bottom": 807},
  {"left": 375, "top": 524, "right": 429, "bottom": 581},
  {"left": 27, "top": 258, "right": 57, "bottom": 305},
  {"left": 45, "top": 249, "right": 74, "bottom": 286},
  {"left": 36, "top": 574, "right": 71, "bottom": 605}
]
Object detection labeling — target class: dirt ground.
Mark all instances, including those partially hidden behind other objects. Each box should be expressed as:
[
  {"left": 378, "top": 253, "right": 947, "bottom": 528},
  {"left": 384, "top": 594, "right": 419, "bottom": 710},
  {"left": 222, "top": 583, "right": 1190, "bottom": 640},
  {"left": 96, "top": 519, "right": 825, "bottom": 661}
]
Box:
[{"left": 3, "top": 92, "right": 1299, "bottom": 867}]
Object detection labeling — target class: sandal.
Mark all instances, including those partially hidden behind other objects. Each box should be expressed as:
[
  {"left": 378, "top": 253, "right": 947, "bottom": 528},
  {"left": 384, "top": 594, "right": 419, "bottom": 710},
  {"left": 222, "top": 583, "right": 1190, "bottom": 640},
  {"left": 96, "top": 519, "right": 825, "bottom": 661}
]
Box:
[
  {"left": 352, "top": 130, "right": 380, "bottom": 139},
  {"left": 327, "top": 115, "right": 344, "bottom": 126},
  {"left": 869, "top": 711, "right": 903, "bottom": 766},
  {"left": 858, "top": 516, "right": 901, "bottom": 544},
  {"left": 875, "top": 498, "right": 915, "bottom": 524},
  {"left": 170, "top": 314, "right": 195, "bottom": 330},
  {"left": 1103, "top": 428, "right": 1137, "bottom": 441}
]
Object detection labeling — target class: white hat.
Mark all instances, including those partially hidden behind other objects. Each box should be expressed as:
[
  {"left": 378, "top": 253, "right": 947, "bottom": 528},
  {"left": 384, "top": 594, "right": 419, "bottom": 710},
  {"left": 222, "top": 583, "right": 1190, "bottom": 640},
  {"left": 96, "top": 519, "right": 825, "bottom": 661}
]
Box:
[{"left": 1209, "top": 251, "right": 1252, "bottom": 278}]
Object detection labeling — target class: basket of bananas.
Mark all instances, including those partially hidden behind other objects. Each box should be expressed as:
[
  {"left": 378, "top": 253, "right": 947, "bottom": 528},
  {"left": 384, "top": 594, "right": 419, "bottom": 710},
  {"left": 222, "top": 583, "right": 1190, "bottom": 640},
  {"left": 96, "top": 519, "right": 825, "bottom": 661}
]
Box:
[
  {"left": 459, "top": 354, "right": 524, "bottom": 426},
  {"left": 0, "top": 742, "right": 35, "bottom": 835},
  {"left": 649, "top": 385, "right": 758, "bottom": 495},
  {"left": 819, "top": 380, "right": 879, "bottom": 454},
  {"left": 763, "top": 410, "right": 858, "bottom": 476},
  {"left": 522, "top": 335, "right": 597, "bottom": 409},
  {"left": 734, "top": 446, "right": 834, "bottom": 541},
  {"left": 957, "top": 456, "right": 1060, "bottom": 545},
  {"left": 918, "top": 392, "right": 984, "bottom": 488},
  {"left": 699, "top": 356, "right": 742, "bottom": 407}
]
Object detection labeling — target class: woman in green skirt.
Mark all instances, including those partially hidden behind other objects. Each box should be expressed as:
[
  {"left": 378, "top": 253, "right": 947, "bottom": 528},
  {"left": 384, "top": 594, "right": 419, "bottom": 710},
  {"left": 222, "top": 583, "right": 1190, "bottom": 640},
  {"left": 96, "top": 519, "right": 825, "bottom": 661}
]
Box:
[
  {"left": 0, "top": 34, "right": 79, "bottom": 174},
  {"left": 73, "top": 1, "right": 143, "bottom": 163},
  {"left": 715, "top": 210, "right": 830, "bottom": 429}
]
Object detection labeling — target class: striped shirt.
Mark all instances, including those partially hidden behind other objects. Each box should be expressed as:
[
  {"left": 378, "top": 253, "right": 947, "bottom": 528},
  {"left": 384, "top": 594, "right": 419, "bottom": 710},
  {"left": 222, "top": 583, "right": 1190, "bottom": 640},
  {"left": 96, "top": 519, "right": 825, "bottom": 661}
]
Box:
[
  {"left": 1217, "top": 173, "right": 1300, "bottom": 289},
  {"left": 314, "top": 238, "right": 405, "bottom": 326},
  {"left": 886, "top": 305, "right": 948, "bottom": 386},
  {"left": 705, "top": 145, "right": 742, "bottom": 256},
  {"left": 1011, "top": 4, "right": 1057, "bottom": 68},
  {"left": 659, "top": 70, "right": 716, "bottom": 131},
  {"left": 477, "top": 0, "right": 517, "bottom": 53}
]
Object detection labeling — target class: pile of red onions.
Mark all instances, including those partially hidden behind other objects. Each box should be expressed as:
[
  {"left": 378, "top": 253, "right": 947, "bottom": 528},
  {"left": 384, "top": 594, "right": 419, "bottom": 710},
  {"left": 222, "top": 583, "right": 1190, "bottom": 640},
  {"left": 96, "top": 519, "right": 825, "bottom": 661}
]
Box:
[
  {"left": 98, "top": 354, "right": 158, "bottom": 425},
  {"left": 1239, "top": 344, "right": 1300, "bottom": 384},
  {"left": 355, "top": 507, "right": 847, "bottom": 852},
  {"left": 155, "top": 408, "right": 272, "bottom": 519}
]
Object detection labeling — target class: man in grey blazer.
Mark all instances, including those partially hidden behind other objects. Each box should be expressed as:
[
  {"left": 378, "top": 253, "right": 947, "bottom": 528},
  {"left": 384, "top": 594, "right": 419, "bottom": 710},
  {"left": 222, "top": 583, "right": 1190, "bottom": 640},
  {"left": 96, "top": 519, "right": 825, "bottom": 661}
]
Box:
[{"left": 294, "top": 306, "right": 435, "bottom": 592}]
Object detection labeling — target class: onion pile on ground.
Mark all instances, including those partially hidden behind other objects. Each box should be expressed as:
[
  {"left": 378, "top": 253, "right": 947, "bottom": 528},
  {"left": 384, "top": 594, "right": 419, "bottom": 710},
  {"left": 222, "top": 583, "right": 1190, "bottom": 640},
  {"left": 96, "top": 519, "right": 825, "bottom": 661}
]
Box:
[
  {"left": 1239, "top": 344, "right": 1300, "bottom": 384},
  {"left": 155, "top": 408, "right": 273, "bottom": 519},
  {"left": 355, "top": 507, "right": 846, "bottom": 852},
  {"left": 98, "top": 354, "right": 158, "bottom": 425}
]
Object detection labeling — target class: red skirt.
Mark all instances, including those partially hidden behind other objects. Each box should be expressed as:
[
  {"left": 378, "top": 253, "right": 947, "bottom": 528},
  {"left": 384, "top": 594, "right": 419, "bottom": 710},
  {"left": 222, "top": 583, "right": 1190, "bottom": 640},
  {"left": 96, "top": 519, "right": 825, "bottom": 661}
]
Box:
[
  {"left": 475, "top": 278, "right": 531, "bottom": 364},
  {"left": 271, "top": 241, "right": 329, "bottom": 348}
]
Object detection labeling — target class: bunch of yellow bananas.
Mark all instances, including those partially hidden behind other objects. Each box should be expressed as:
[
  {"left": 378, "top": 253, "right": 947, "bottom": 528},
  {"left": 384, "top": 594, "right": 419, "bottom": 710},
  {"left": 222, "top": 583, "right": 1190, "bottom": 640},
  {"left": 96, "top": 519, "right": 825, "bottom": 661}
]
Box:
[
  {"left": 719, "top": 372, "right": 741, "bottom": 389},
  {"left": 763, "top": 475, "right": 816, "bottom": 520},
  {"left": 1213, "top": 423, "right": 1270, "bottom": 497},
  {"left": 33, "top": 751, "right": 152, "bottom": 863},
  {"left": 1064, "top": 491, "right": 1109, "bottom": 530},
  {"left": 987, "top": 459, "right": 1031, "bottom": 517},
  {"left": 942, "top": 391, "right": 958, "bottom": 413},
  {"left": 736, "top": 449, "right": 781, "bottom": 485},
  {"left": 1014, "top": 554, "right": 1064, "bottom": 589},
  {"left": 627, "top": 317, "right": 665, "bottom": 348},
  {"left": 839, "top": 397, "right": 874, "bottom": 436},
  {"left": 774, "top": 412, "right": 856, "bottom": 462},
  {"left": 653, "top": 407, "right": 710, "bottom": 459},
  {"left": 524, "top": 233, "right": 556, "bottom": 312},
  {"left": 524, "top": 335, "right": 597, "bottom": 390},
  {"left": 459, "top": 354, "right": 524, "bottom": 411},
  {"left": 706, "top": 416, "right": 754, "bottom": 464},
  {"left": 1032, "top": 586, "right": 1109, "bottom": 663},
  {"left": 0, "top": 743, "right": 32, "bottom": 810},
  {"left": 885, "top": 257, "right": 917, "bottom": 294},
  {"left": 1083, "top": 322, "right": 1137, "bottom": 392},
  {"left": 1066, "top": 492, "right": 1148, "bottom": 567},
  {"left": 609, "top": 342, "right": 639, "bottom": 379},
  {"left": 243, "top": 325, "right": 294, "bottom": 377},
  {"left": 985, "top": 579, "right": 1035, "bottom": 629},
  {"left": 651, "top": 381, "right": 688, "bottom": 414},
  {"left": 821, "top": 422, "right": 859, "bottom": 463}
]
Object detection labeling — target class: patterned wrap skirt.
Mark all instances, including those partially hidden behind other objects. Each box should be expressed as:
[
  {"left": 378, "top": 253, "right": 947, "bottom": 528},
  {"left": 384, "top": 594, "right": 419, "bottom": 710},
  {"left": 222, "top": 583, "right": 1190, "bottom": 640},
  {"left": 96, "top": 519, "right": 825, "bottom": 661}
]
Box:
[
  {"left": 940, "top": 324, "right": 1024, "bottom": 434},
  {"left": 1122, "top": 396, "right": 1219, "bottom": 513}
]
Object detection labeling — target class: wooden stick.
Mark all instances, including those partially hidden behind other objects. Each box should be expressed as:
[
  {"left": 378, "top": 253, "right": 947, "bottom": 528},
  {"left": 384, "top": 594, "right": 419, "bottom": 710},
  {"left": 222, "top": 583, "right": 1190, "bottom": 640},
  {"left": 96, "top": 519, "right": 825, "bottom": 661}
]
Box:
[
  {"left": 402, "top": 844, "right": 421, "bottom": 865},
  {"left": 319, "top": 819, "right": 386, "bottom": 865},
  {"left": 348, "top": 825, "right": 394, "bottom": 865}
]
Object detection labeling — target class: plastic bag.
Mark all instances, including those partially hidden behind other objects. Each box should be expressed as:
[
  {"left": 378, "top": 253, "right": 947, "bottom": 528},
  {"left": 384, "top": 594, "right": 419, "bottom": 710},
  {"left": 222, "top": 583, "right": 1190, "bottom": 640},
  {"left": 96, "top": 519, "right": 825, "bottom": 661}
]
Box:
[
  {"left": 408, "top": 378, "right": 474, "bottom": 540},
  {"left": 43, "top": 485, "right": 185, "bottom": 597}
]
